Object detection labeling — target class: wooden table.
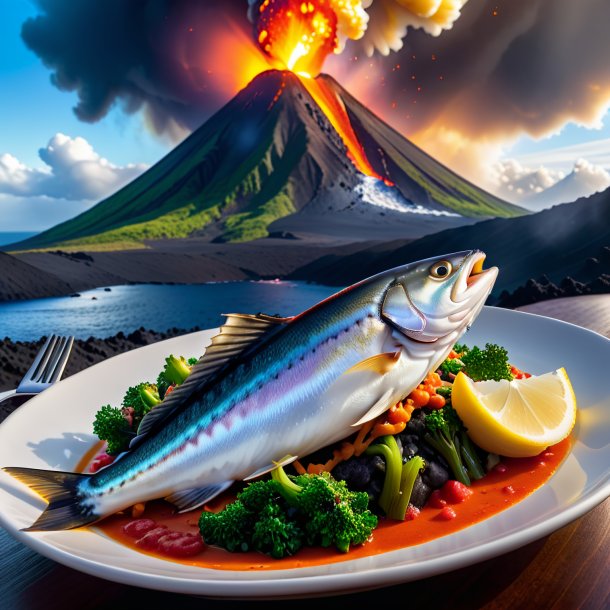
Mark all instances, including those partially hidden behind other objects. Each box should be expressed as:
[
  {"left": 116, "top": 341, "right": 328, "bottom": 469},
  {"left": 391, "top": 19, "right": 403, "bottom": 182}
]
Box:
[{"left": 2, "top": 298, "right": 609, "bottom": 609}]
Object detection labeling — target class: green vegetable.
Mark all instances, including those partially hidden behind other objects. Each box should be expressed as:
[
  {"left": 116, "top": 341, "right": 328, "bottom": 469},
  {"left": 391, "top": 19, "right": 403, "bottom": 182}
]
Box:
[
  {"left": 440, "top": 358, "right": 464, "bottom": 376},
  {"left": 139, "top": 384, "right": 161, "bottom": 409},
  {"left": 157, "top": 355, "right": 193, "bottom": 397},
  {"left": 435, "top": 386, "right": 452, "bottom": 399},
  {"left": 251, "top": 503, "right": 304, "bottom": 558},
  {"left": 198, "top": 467, "right": 378, "bottom": 558},
  {"left": 453, "top": 343, "right": 470, "bottom": 356},
  {"left": 199, "top": 500, "right": 254, "bottom": 553},
  {"left": 460, "top": 343, "right": 513, "bottom": 382},
  {"left": 121, "top": 384, "right": 148, "bottom": 415},
  {"left": 365, "top": 436, "right": 426, "bottom": 520},
  {"left": 92, "top": 405, "right": 133, "bottom": 455},
  {"left": 424, "top": 405, "right": 485, "bottom": 485}
]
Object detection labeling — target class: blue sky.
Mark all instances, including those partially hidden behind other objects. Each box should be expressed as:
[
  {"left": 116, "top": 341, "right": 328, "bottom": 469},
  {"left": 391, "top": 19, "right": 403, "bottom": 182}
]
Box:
[
  {"left": 1, "top": 0, "right": 609, "bottom": 231},
  {"left": 0, "top": 1, "right": 168, "bottom": 169}
]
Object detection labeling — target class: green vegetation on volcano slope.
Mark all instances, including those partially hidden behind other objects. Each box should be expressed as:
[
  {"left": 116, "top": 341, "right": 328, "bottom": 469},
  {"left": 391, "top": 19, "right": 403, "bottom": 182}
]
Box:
[
  {"left": 10, "top": 70, "right": 525, "bottom": 253},
  {"left": 331, "top": 75, "right": 525, "bottom": 219},
  {"left": 10, "top": 75, "right": 308, "bottom": 251}
]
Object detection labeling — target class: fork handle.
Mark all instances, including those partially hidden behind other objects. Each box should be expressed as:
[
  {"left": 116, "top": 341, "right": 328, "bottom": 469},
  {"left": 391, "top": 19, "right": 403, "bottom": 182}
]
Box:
[{"left": 0, "top": 390, "right": 36, "bottom": 406}]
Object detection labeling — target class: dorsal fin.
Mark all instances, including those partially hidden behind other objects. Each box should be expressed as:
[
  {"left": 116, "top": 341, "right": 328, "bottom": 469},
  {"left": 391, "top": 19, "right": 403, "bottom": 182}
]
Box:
[{"left": 129, "top": 313, "right": 291, "bottom": 448}]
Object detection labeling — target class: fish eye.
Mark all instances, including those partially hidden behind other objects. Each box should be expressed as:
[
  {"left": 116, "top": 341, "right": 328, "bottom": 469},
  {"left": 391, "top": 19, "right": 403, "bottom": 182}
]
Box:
[{"left": 429, "top": 260, "right": 452, "bottom": 279}]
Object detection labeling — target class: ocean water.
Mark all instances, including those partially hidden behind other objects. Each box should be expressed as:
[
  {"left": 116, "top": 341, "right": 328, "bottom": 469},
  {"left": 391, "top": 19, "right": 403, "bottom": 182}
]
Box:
[
  {"left": 0, "top": 232, "right": 37, "bottom": 247},
  {"left": 0, "top": 281, "right": 338, "bottom": 342}
]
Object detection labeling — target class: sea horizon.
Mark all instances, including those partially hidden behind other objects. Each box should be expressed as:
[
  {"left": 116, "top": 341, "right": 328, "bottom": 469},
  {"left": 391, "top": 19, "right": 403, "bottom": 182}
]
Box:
[{"left": 0, "top": 231, "right": 38, "bottom": 247}]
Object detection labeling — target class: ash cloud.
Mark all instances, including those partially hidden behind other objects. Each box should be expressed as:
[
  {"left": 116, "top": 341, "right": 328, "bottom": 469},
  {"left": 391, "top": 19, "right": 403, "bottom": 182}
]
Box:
[
  {"left": 340, "top": 0, "right": 610, "bottom": 177},
  {"left": 21, "top": 0, "right": 251, "bottom": 139},
  {"left": 22, "top": 0, "right": 610, "bottom": 177}
]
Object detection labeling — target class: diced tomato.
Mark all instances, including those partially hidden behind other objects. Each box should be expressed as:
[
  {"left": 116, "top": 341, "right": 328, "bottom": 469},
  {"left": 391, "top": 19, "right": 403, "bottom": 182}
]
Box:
[
  {"left": 405, "top": 505, "right": 420, "bottom": 521},
  {"left": 157, "top": 531, "right": 205, "bottom": 557},
  {"left": 123, "top": 519, "right": 158, "bottom": 539},
  {"left": 494, "top": 463, "right": 508, "bottom": 474},
  {"left": 409, "top": 389, "right": 430, "bottom": 408},
  {"left": 502, "top": 485, "right": 515, "bottom": 495},
  {"left": 387, "top": 403, "right": 410, "bottom": 424},
  {"left": 442, "top": 480, "right": 473, "bottom": 503},
  {"left": 426, "top": 371, "right": 443, "bottom": 388},
  {"left": 438, "top": 506, "right": 457, "bottom": 520},
  {"left": 427, "top": 394, "right": 446, "bottom": 410},
  {"left": 428, "top": 489, "right": 447, "bottom": 508},
  {"left": 89, "top": 452, "right": 115, "bottom": 473},
  {"left": 135, "top": 526, "right": 170, "bottom": 550},
  {"left": 165, "top": 384, "right": 175, "bottom": 396},
  {"left": 510, "top": 365, "right": 532, "bottom": 380}
]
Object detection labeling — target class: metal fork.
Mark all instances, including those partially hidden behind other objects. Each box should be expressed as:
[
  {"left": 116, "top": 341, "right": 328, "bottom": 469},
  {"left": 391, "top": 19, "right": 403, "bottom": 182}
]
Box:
[{"left": 0, "top": 335, "right": 74, "bottom": 405}]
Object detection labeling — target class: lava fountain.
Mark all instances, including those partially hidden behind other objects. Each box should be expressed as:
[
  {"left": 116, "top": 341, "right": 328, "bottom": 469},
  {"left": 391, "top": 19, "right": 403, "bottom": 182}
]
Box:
[{"left": 251, "top": 0, "right": 389, "bottom": 182}]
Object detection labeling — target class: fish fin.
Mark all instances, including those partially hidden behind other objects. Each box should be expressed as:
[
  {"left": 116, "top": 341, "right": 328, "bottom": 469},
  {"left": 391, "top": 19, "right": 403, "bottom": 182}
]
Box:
[
  {"left": 165, "top": 480, "right": 234, "bottom": 513},
  {"left": 381, "top": 284, "right": 426, "bottom": 335},
  {"left": 2, "top": 467, "right": 96, "bottom": 531},
  {"left": 131, "top": 313, "right": 292, "bottom": 445},
  {"left": 350, "top": 389, "right": 395, "bottom": 427},
  {"left": 345, "top": 351, "right": 401, "bottom": 375},
  {"left": 243, "top": 454, "right": 299, "bottom": 481}
]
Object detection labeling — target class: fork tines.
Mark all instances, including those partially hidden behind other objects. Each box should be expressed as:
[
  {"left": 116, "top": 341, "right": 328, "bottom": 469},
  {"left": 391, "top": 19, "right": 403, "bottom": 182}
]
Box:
[{"left": 19, "top": 335, "right": 75, "bottom": 390}]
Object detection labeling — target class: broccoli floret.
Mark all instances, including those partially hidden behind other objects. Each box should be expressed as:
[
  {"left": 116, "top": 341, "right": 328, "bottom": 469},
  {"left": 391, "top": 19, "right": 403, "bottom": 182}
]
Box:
[
  {"left": 122, "top": 382, "right": 160, "bottom": 415},
  {"left": 199, "top": 501, "right": 254, "bottom": 553},
  {"left": 365, "top": 436, "right": 425, "bottom": 520},
  {"left": 198, "top": 477, "right": 301, "bottom": 558},
  {"left": 278, "top": 469, "right": 378, "bottom": 553},
  {"left": 92, "top": 405, "right": 133, "bottom": 455},
  {"left": 440, "top": 358, "right": 464, "bottom": 376},
  {"left": 239, "top": 479, "right": 284, "bottom": 511},
  {"left": 453, "top": 343, "right": 470, "bottom": 356},
  {"left": 424, "top": 406, "right": 485, "bottom": 485},
  {"left": 461, "top": 343, "right": 513, "bottom": 382},
  {"left": 122, "top": 383, "right": 147, "bottom": 415},
  {"left": 199, "top": 467, "right": 378, "bottom": 558},
  {"left": 251, "top": 503, "right": 304, "bottom": 559}
]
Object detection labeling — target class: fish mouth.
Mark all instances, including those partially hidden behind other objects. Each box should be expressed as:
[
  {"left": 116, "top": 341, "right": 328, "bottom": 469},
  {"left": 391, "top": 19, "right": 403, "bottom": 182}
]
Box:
[{"left": 451, "top": 251, "right": 498, "bottom": 304}]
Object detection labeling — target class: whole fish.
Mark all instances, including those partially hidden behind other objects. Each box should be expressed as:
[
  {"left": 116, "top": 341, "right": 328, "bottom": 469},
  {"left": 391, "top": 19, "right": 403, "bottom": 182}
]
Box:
[{"left": 5, "top": 250, "right": 497, "bottom": 530}]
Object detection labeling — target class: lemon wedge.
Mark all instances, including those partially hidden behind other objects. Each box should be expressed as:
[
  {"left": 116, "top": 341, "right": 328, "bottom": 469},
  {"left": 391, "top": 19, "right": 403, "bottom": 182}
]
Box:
[{"left": 452, "top": 368, "right": 577, "bottom": 457}]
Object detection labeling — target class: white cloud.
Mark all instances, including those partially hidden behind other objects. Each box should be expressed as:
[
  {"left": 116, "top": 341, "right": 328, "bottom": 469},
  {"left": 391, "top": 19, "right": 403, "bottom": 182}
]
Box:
[
  {"left": 489, "top": 159, "right": 565, "bottom": 202},
  {"left": 489, "top": 157, "right": 610, "bottom": 210},
  {"left": 0, "top": 134, "right": 147, "bottom": 201}
]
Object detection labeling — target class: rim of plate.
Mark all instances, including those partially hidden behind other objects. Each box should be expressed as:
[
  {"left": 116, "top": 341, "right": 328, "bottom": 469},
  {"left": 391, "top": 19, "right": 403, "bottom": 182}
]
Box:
[{"left": 0, "top": 306, "right": 609, "bottom": 598}]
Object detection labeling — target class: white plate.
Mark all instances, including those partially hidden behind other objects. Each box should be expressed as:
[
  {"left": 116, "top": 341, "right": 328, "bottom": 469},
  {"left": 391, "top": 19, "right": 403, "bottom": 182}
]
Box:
[{"left": 0, "top": 306, "right": 609, "bottom": 598}]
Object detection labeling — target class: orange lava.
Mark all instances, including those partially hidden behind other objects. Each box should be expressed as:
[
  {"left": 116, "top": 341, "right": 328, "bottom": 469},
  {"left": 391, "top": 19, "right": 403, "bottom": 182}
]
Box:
[
  {"left": 301, "top": 75, "right": 385, "bottom": 179},
  {"left": 255, "top": 0, "right": 338, "bottom": 77}
]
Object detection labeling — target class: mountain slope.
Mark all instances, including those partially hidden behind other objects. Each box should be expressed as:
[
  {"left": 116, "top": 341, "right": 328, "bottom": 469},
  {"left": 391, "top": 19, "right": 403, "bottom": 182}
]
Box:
[
  {"left": 0, "top": 252, "right": 74, "bottom": 301},
  {"left": 522, "top": 159, "right": 610, "bottom": 211},
  {"left": 290, "top": 187, "right": 610, "bottom": 300},
  {"left": 11, "top": 70, "right": 523, "bottom": 251},
  {"left": 325, "top": 74, "right": 523, "bottom": 219}
]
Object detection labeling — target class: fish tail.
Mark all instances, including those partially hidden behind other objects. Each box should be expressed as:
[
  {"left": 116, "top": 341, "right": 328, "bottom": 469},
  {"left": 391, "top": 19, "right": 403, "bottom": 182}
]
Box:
[{"left": 3, "top": 467, "right": 97, "bottom": 531}]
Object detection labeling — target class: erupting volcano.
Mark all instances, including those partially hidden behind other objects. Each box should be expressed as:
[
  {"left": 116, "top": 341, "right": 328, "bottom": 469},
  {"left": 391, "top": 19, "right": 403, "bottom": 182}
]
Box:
[
  {"left": 253, "top": 0, "right": 384, "bottom": 180},
  {"left": 12, "top": 2, "right": 524, "bottom": 252},
  {"left": 255, "top": 0, "right": 338, "bottom": 76}
]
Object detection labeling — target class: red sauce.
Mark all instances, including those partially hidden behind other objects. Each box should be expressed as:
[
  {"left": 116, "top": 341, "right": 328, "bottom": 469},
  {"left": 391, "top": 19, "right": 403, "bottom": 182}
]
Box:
[{"left": 82, "top": 438, "right": 571, "bottom": 571}]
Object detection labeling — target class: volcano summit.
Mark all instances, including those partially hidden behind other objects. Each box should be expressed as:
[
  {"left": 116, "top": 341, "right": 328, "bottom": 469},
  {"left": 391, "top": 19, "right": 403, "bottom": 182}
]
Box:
[{"left": 12, "top": 70, "right": 523, "bottom": 251}]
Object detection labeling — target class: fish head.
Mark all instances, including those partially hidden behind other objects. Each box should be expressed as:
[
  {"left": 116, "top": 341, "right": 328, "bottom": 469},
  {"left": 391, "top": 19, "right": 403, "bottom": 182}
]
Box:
[{"left": 381, "top": 250, "right": 498, "bottom": 358}]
